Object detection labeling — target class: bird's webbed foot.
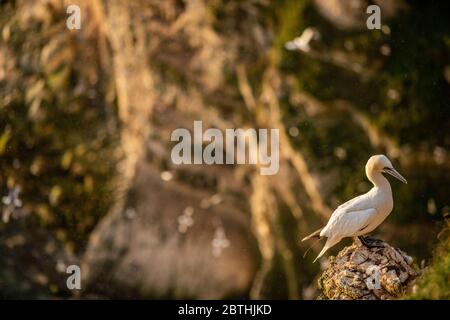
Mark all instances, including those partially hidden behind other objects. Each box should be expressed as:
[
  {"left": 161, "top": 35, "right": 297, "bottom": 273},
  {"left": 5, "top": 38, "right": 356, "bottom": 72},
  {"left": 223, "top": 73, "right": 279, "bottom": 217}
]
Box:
[{"left": 358, "top": 236, "right": 385, "bottom": 248}]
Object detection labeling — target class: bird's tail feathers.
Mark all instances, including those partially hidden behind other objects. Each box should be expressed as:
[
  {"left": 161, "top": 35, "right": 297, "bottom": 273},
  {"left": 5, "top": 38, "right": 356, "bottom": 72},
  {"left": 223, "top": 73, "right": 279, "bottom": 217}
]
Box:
[
  {"left": 302, "top": 236, "right": 323, "bottom": 258},
  {"left": 301, "top": 227, "right": 323, "bottom": 242},
  {"left": 313, "top": 237, "right": 341, "bottom": 263}
]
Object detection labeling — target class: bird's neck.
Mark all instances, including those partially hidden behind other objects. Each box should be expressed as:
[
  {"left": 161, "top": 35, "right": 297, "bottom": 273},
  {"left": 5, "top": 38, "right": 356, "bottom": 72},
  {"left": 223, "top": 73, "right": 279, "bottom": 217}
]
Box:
[{"left": 368, "top": 171, "right": 391, "bottom": 189}]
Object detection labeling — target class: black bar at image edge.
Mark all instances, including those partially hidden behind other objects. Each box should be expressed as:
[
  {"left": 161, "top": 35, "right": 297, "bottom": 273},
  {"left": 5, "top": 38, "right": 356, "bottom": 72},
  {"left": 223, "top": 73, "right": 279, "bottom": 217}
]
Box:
[{"left": 0, "top": 299, "right": 447, "bottom": 319}]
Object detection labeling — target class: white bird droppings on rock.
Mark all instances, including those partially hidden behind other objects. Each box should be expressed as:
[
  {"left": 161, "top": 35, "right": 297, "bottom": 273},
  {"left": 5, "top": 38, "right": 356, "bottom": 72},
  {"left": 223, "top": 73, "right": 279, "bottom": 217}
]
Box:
[{"left": 318, "top": 242, "right": 418, "bottom": 300}]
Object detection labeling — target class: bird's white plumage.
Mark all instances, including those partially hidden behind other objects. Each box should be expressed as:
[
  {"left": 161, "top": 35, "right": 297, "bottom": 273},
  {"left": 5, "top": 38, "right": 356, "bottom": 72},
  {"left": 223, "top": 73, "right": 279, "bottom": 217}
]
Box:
[
  {"left": 321, "top": 207, "right": 377, "bottom": 238},
  {"left": 305, "top": 155, "right": 407, "bottom": 263}
]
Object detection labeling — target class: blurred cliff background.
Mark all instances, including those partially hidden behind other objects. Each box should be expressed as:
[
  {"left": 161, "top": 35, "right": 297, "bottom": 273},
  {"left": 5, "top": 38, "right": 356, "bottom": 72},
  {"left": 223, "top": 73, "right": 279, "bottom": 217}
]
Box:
[{"left": 0, "top": 0, "right": 449, "bottom": 299}]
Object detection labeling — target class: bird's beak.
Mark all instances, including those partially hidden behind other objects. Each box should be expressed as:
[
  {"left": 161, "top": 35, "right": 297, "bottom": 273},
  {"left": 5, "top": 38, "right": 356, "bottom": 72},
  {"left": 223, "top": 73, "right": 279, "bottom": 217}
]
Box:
[{"left": 383, "top": 167, "right": 408, "bottom": 184}]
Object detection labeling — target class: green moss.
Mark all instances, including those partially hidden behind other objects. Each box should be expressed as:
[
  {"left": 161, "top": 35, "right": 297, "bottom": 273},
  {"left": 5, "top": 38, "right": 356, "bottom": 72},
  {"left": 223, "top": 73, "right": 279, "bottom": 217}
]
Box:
[{"left": 408, "top": 225, "right": 450, "bottom": 300}]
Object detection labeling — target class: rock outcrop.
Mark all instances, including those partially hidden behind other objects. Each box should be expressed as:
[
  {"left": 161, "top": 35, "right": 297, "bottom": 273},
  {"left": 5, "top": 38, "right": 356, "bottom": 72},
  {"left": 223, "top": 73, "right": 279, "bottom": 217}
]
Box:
[
  {"left": 81, "top": 162, "right": 260, "bottom": 299},
  {"left": 318, "top": 242, "right": 418, "bottom": 299}
]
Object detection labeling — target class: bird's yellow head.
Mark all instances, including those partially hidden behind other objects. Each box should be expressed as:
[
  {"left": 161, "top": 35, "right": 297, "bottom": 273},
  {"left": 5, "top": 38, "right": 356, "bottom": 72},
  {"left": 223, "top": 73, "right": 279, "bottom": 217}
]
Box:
[{"left": 366, "top": 155, "right": 407, "bottom": 184}]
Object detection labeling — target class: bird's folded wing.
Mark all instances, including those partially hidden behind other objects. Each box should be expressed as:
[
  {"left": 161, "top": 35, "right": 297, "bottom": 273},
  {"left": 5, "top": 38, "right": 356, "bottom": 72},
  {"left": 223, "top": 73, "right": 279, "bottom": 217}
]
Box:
[
  {"left": 336, "top": 194, "right": 367, "bottom": 211},
  {"left": 320, "top": 208, "right": 377, "bottom": 238}
]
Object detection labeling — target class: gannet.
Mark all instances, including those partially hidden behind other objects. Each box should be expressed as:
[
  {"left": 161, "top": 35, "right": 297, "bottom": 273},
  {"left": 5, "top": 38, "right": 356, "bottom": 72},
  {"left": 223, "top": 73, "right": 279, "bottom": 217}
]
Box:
[
  {"left": 302, "top": 155, "right": 407, "bottom": 263},
  {"left": 285, "top": 27, "right": 321, "bottom": 52}
]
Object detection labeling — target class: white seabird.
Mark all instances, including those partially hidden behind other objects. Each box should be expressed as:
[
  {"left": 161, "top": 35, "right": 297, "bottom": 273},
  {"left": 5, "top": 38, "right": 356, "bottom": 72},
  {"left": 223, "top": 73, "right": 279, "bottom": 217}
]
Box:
[
  {"left": 302, "top": 154, "right": 407, "bottom": 263},
  {"left": 285, "top": 27, "right": 321, "bottom": 52}
]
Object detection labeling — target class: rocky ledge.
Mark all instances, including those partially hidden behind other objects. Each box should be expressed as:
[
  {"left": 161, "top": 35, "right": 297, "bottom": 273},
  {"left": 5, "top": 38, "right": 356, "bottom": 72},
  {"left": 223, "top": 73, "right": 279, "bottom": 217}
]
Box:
[{"left": 318, "top": 241, "right": 418, "bottom": 300}]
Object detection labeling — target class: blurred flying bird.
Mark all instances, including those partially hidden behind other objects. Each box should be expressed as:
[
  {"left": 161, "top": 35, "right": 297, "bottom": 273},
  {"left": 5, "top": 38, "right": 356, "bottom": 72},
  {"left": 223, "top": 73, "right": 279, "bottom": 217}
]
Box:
[
  {"left": 302, "top": 155, "right": 407, "bottom": 263},
  {"left": 2, "top": 185, "right": 23, "bottom": 223},
  {"left": 285, "top": 27, "right": 321, "bottom": 52}
]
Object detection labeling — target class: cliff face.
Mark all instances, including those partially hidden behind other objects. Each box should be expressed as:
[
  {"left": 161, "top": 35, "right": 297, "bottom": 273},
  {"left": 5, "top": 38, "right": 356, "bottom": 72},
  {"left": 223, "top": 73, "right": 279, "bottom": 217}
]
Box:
[{"left": 0, "top": 0, "right": 448, "bottom": 299}]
